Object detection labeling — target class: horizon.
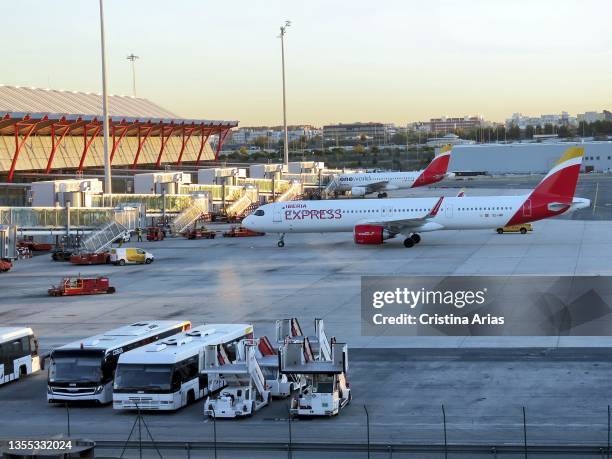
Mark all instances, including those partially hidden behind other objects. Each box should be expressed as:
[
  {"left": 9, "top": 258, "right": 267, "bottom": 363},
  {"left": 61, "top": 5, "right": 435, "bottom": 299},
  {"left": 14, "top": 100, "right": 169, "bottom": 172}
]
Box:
[{"left": 2, "top": 0, "right": 611, "bottom": 125}]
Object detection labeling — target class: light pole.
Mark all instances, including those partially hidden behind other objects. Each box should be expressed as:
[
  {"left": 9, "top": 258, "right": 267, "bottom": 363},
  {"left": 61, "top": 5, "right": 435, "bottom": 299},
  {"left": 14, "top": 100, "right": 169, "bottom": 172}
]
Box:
[
  {"left": 279, "top": 20, "right": 291, "bottom": 168},
  {"left": 99, "top": 0, "right": 111, "bottom": 194},
  {"left": 127, "top": 53, "right": 140, "bottom": 97}
]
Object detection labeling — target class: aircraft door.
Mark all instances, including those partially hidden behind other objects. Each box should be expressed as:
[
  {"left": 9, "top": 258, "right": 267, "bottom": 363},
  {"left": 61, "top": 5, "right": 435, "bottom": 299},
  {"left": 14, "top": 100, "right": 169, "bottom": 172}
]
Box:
[{"left": 273, "top": 206, "right": 282, "bottom": 223}]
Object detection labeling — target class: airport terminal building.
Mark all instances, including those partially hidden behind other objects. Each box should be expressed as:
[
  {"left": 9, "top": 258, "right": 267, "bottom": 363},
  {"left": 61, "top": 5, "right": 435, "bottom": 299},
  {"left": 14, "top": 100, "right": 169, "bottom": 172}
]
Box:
[
  {"left": 446, "top": 142, "right": 612, "bottom": 174},
  {"left": 0, "top": 85, "right": 238, "bottom": 182}
]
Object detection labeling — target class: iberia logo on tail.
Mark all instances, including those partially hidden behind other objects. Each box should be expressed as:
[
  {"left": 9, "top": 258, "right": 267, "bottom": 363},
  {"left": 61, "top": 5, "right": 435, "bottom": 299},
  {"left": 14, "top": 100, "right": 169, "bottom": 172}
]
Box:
[
  {"left": 507, "top": 146, "right": 585, "bottom": 225},
  {"left": 412, "top": 144, "right": 452, "bottom": 187}
]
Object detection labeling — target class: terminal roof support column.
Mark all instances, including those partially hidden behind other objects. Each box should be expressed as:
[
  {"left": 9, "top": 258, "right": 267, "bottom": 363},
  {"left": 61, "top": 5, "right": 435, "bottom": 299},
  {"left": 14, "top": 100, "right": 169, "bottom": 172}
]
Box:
[
  {"left": 109, "top": 122, "right": 131, "bottom": 164},
  {"left": 8, "top": 116, "right": 46, "bottom": 182},
  {"left": 175, "top": 123, "right": 196, "bottom": 167},
  {"left": 155, "top": 122, "right": 178, "bottom": 169},
  {"left": 195, "top": 126, "right": 213, "bottom": 167},
  {"left": 45, "top": 119, "right": 73, "bottom": 174},
  {"left": 214, "top": 127, "right": 231, "bottom": 161},
  {"left": 132, "top": 124, "right": 153, "bottom": 169},
  {"left": 77, "top": 122, "right": 102, "bottom": 173}
]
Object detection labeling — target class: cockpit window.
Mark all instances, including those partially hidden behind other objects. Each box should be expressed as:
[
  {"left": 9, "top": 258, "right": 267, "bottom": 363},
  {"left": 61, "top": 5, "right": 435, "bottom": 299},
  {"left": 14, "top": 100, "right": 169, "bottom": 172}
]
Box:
[{"left": 254, "top": 209, "right": 265, "bottom": 216}]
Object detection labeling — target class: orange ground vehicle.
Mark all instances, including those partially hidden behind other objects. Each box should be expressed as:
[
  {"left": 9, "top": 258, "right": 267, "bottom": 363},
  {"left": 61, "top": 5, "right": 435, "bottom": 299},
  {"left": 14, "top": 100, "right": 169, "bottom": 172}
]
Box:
[
  {"left": 147, "top": 226, "right": 166, "bottom": 241},
  {"left": 184, "top": 228, "right": 216, "bottom": 239},
  {"left": 0, "top": 259, "right": 12, "bottom": 272},
  {"left": 48, "top": 276, "right": 116, "bottom": 296},
  {"left": 69, "top": 252, "right": 111, "bottom": 265},
  {"left": 222, "top": 226, "right": 265, "bottom": 238}
]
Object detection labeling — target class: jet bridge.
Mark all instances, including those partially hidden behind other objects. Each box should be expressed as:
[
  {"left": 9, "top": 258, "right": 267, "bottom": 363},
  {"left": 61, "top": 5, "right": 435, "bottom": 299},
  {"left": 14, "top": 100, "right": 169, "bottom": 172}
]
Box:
[
  {"left": 202, "top": 340, "right": 270, "bottom": 418},
  {"left": 280, "top": 340, "right": 351, "bottom": 417}
]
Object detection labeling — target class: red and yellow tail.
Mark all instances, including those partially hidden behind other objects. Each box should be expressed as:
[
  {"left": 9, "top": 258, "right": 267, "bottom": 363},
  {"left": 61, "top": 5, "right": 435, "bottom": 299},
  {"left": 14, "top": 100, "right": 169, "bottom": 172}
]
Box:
[
  {"left": 507, "top": 146, "right": 584, "bottom": 225},
  {"left": 412, "top": 144, "right": 452, "bottom": 187}
]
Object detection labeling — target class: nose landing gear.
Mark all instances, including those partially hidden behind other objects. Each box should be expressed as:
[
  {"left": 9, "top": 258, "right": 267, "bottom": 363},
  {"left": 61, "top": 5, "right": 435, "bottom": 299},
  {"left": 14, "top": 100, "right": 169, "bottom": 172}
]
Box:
[
  {"left": 377, "top": 192, "right": 388, "bottom": 199},
  {"left": 403, "top": 233, "right": 421, "bottom": 248},
  {"left": 277, "top": 233, "right": 285, "bottom": 248}
]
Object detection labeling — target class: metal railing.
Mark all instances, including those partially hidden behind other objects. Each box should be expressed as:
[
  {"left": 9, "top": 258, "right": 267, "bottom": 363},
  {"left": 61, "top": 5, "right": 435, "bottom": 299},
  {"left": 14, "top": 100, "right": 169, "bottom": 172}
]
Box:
[
  {"left": 226, "top": 187, "right": 258, "bottom": 217},
  {"left": 275, "top": 181, "right": 303, "bottom": 202},
  {"left": 0, "top": 206, "right": 115, "bottom": 230},
  {"left": 80, "top": 208, "right": 141, "bottom": 253},
  {"left": 169, "top": 196, "right": 211, "bottom": 234}
]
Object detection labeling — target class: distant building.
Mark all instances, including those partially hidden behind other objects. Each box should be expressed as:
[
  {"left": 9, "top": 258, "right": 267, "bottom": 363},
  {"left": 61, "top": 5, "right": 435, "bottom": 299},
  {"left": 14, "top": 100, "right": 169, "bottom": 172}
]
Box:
[
  {"left": 506, "top": 112, "right": 577, "bottom": 129},
  {"left": 426, "top": 133, "right": 474, "bottom": 147},
  {"left": 428, "top": 116, "right": 483, "bottom": 133},
  {"left": 322, "top": 122, "right": 394, "bottom": 142},
  {"left": 228, "top": 125, "right": 321, "bottom": 146},
  {"left": 577, "top": 111, "right": 609, "bottom": 124}
]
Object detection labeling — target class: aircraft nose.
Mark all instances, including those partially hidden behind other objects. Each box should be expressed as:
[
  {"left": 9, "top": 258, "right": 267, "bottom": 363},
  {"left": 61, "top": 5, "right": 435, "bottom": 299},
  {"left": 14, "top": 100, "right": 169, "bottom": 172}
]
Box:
[{"left": 243, "top": 215, "right": 254, "bottom": 229}]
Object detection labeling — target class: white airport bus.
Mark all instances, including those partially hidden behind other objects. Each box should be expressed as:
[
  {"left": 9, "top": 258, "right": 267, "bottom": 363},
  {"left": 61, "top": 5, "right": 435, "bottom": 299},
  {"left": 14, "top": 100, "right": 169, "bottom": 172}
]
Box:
[
  {"left": 0, "top": 327, "right": 40, "bottom": 385},
  {"left": 113, "top": 323, "right": 253, "bottom": 411},
  {"left": 47, "top": 320, "right": 191, "bottom": 404}
]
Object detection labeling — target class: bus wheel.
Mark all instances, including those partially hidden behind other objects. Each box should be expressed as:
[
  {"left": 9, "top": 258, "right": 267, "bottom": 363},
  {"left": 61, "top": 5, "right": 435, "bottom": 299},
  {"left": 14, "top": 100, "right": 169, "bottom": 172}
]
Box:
[
  {"left": 19, "top": 365, "right": 27, "bottom": 377},
  {"left": 520, "top": 227, "right": 527, "bottom": 234},
  {"left": 496, "top": 228, "right": 504, "bottom": 234},
  {"left": 187, "top": 390, "right": 195, "bottom": 405}
]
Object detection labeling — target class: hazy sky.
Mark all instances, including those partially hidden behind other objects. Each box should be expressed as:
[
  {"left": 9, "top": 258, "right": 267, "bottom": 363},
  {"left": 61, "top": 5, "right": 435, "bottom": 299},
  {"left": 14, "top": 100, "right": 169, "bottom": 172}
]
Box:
[{"left": 1, "top": 0, "right": 611, "bottom": 126}]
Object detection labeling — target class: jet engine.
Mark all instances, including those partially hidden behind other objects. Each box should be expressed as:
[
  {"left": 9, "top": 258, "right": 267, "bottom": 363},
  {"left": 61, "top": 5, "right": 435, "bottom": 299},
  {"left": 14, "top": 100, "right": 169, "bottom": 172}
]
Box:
[
  {"left": 354, "top": 225, "right": 394, "bottom": 245},
  {"left": 351, "top": 187, "right": 367, "bottom": 197}
]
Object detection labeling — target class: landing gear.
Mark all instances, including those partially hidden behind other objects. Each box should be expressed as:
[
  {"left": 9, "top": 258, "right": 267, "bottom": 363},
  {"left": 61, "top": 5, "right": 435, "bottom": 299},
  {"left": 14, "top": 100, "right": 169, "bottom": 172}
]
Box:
[
  {"left": 403, "top": 233, "right": 421, "bottom": 248},
  {"left": 377, "top": 192, "right": 388, "bottom": 199},
  {"left": 277, "top": 234, "right": 285, "bottom": 248}
]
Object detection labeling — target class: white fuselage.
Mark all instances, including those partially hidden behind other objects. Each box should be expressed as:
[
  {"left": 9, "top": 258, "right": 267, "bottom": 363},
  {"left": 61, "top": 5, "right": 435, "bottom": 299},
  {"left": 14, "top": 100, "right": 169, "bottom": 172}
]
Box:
[
  {"left": 244, "top": 195, "right": 530, "bottom": 234},
  {"left": 334, "top": 171, "right": 421, "bottom": 192}
]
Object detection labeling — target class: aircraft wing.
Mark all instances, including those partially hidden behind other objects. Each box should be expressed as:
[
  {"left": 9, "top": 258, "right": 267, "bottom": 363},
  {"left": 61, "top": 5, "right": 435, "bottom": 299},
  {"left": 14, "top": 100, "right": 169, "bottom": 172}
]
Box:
[
  {"left": 361, "top": 181, "right": 389, "bottom": 193},
  {"left": 363, "top": 197, "right": 444, "bottom": 233}
]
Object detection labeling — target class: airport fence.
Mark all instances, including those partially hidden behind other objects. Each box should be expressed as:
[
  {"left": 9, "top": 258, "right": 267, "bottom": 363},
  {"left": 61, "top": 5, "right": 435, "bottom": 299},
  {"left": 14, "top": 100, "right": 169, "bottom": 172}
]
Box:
[{"left": 51, "top": 404, "right": 612, "bottom": 459}]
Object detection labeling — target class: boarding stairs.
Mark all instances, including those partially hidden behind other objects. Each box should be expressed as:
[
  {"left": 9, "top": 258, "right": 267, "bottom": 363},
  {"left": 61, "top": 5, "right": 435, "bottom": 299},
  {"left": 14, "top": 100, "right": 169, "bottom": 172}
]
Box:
[
  {"left": 279, "top": 340, "right": 351, "bottom": 416},
  {"left": 226, "top": 187, "right": 258, "bottom": 219},
  {"left": 170, "top": 195, "right": 210, "bottom": 235},
  {"left": 203, "top": 341, "right": 270, "bottom": 417},
  {"left": 275, "top": 180, "right": 303, "bottom": 202},
  {"left": 323, "top": 175, "right": 340, "bottom": 197},
  {"left": 80, "top": 208, "right": 139, "bottom": 254},
  {"left": 275, "top": 318, "right": 331, "bottom": 361}
]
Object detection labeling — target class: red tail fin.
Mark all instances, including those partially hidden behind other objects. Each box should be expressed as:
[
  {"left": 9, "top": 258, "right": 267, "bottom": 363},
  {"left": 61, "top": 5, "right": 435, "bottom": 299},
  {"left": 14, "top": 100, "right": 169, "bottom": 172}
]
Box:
[
  {"left": 412, "top": 144, "right": 452, "bottom": 187},
  {"left": 507, "top": 147, "right": 584, "bottom": 225}
]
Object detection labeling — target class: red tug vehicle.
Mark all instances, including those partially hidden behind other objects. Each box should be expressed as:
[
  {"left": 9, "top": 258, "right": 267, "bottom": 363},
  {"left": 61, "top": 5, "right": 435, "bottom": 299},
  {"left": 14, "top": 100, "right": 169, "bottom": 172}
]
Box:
[
  {"left": 222, "top": 226, "right": 265, "bottom": 238},
  {"left": 48, "top": 276, "right": 116, "bottom": 296}
]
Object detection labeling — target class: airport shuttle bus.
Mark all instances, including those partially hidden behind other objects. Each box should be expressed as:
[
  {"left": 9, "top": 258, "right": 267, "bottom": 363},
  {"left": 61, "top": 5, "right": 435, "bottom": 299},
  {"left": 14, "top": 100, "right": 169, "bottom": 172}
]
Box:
[
  {"left": 47, "top": 320, "right": 191, "bottom": 404},
  {"left": 0, "top": 327, "right": 40, "bottom": 385},
  {"left": 113, "top": 324, "right": 253, "bottom": 411}
]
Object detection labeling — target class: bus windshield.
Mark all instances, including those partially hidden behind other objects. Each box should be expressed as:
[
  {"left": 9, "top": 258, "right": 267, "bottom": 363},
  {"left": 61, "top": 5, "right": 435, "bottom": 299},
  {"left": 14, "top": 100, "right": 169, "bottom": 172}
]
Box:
[
  {"left": 114, "top": 364, "right": 173, "bottom": 392},
  {"left": 49, "top": 350, "right": 104, "bottom": 384}
]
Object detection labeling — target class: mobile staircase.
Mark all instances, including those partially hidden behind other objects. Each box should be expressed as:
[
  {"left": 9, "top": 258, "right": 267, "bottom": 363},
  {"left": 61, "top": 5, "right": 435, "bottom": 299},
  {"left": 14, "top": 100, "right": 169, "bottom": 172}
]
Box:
[
  {"left": 280, "top": 339, "right": 351, "bottom": 417},
  {"left": 203, "top": 340, "right": 270, "bottom": 418},
  {"left": 275, "top": 180, "right": 303, "bottom": 202},
  {"left": 169, "top": 195, "right": 210, "bottom": 235},
  {"left": 80, "top": 207, "right": 140, "bottom": 254}
]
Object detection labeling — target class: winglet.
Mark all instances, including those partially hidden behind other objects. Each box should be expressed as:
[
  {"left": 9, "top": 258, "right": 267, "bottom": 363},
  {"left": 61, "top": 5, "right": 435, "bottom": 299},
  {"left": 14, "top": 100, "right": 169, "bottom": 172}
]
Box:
[{"left": 428, "top": 197, "right": 444, "bottom": 217}]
